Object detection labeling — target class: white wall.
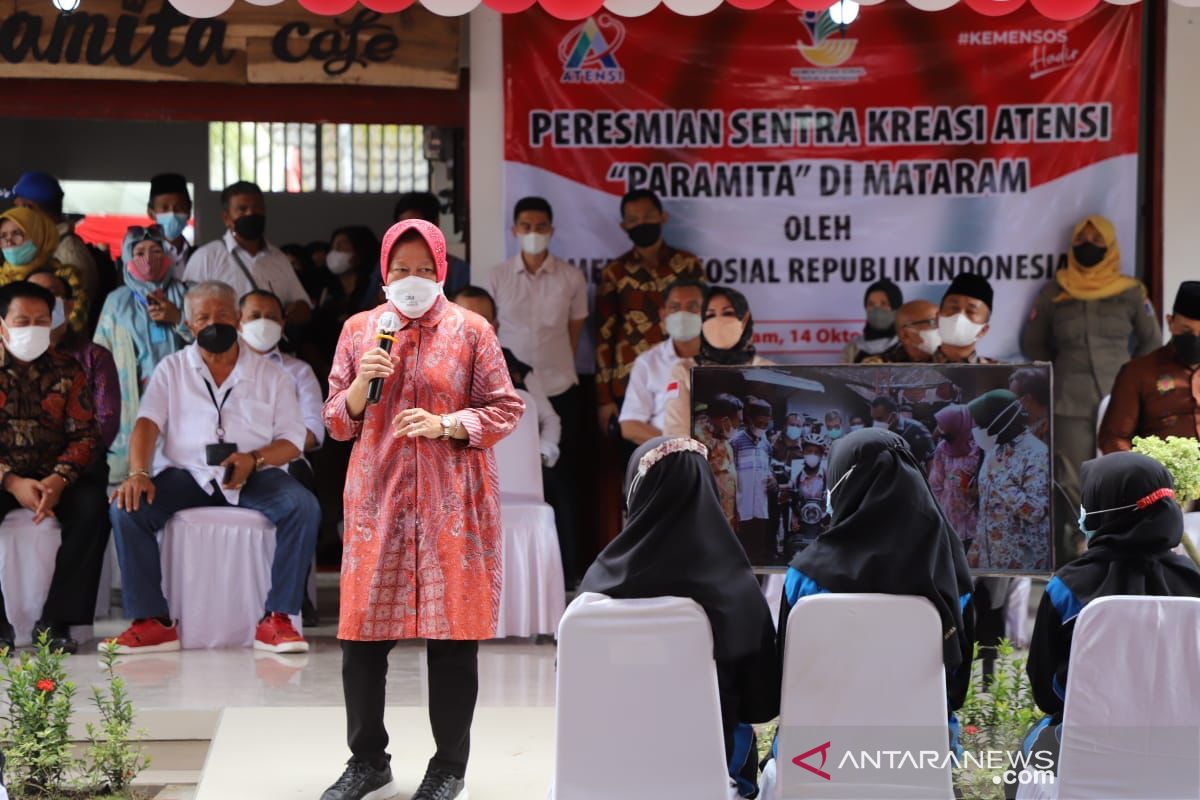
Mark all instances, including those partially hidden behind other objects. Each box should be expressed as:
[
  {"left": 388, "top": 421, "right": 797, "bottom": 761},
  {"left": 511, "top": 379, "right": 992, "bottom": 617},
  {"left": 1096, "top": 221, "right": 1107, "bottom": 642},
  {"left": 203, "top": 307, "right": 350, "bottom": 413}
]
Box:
[
  {"left": 468, "top": 6, "right": 507, "bottom": 288},
  {"left": 1163, "top": 4, "right": 1200, "bottom": 322}
]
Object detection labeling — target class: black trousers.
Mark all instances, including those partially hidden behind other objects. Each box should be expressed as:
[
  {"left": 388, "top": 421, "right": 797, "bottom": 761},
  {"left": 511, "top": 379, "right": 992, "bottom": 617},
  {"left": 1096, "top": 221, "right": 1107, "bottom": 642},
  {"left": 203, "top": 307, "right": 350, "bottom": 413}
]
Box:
[
  {"left": 548, "top": 386, "right": 582, "bottom": 584},
  {"left": 0, "top": 462, "right": 111, "bottom": 634},
  {"left": 341, "top": 639, "right": 480, "bottom": 779}
]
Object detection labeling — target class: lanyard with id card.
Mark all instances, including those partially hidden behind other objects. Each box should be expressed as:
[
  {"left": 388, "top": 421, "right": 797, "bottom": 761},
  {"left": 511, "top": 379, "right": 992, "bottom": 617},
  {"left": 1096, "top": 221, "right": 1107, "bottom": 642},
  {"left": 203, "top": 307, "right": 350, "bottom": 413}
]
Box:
[{"left": 204, "top": 379, "right": 238, "bottom": 467}]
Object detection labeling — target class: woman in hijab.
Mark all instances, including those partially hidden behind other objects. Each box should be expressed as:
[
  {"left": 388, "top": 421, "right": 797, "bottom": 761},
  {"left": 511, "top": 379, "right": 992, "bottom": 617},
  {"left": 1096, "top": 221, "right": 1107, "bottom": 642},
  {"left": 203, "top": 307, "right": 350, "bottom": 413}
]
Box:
[
  {"left": 93, "top": 226, "right": 190, "bottom": 483},
  {"left": 579, "top": 436, "right": 780, "bottom": 798},
  {"left": 321, "top": 219, "right": 522, "bottom": 800},
  {"left": 663, "top": 286, "right": 769, "bottom": 438},
  {"left": 842, "top": 279, "right": 903, "bottom": 363},
  {"left": 928, "top": 404, "right": 983, "bottom": 558},
  {"left": 1023, "top": 452, "right": 1200, "bottom": 772},
  {"left": 1022, "top": 216, "right": 1161, "bottom": 564},
  {"left": 780, "top": 428, "right": 975, "bottom": 713},
  {"left": 967, "top": 389, "right": 1051, "bottom": 573},
  {"left": 0, "top": 206, "right": 88, "bottom": 332}
]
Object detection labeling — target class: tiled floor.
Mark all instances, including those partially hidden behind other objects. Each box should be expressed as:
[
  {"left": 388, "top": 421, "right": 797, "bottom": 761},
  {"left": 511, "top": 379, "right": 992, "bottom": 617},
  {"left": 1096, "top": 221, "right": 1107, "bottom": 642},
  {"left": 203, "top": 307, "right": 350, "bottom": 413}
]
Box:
[{"left": 62, "top": 620, "right": 558, "bottom": 711}]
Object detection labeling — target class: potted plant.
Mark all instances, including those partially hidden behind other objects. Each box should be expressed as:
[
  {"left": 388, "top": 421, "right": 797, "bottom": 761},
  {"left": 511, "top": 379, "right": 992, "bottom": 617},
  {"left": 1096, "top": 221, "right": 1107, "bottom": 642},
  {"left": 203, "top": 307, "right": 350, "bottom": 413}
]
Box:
[{"left": 1131, "top": 435, "right": 1200, "bottom": 567}]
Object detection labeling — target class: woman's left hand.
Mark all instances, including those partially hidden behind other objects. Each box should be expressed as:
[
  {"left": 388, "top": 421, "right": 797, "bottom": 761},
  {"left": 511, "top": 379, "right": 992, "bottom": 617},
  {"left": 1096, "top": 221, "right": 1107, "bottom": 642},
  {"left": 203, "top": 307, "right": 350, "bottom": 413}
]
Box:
[{"left": 393, "top": 408, "right": 443, "bottom": 439}]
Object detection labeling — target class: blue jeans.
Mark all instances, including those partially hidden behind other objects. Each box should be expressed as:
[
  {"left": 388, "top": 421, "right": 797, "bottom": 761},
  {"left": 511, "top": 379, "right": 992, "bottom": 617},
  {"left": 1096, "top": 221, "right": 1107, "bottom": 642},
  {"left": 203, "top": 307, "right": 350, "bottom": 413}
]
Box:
[{"left": 110, "top": 467, "right": 319, "bottom": 620}]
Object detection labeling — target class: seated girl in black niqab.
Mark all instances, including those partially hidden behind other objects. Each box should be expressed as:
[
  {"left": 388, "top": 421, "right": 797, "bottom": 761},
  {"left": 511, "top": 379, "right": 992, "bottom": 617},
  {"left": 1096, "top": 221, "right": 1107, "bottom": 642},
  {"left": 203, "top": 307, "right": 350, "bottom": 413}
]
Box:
[
  {"left": 777, "top": 428, "right": 976, "bottom": 744},
  {"left": 1022, "top": 451, "right": 1200, "bottom": 771},
  {"left": 579, "top": 436, "right": 780, "bottom": 798}
]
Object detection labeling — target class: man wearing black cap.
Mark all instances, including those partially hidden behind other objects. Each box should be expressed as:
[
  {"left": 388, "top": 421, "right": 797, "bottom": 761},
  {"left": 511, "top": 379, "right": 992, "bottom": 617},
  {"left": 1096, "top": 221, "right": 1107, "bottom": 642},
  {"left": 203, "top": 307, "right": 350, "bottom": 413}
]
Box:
[
  {"left": 147, "top": 174, "right": 193, "bottom": 280},
  {"left": 1100, "top": 281, "right": 1200, "bottom": 452},
  {"left": 934, "top": 273, "right": 997, "bottom": 364}
]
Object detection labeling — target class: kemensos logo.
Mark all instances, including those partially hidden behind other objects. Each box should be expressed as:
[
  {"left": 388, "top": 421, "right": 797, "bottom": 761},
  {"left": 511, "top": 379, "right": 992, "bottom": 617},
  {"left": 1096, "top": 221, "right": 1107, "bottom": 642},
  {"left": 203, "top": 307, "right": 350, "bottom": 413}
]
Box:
[{"left": 793, "top": 10, "right": 865, "bottom": 84}]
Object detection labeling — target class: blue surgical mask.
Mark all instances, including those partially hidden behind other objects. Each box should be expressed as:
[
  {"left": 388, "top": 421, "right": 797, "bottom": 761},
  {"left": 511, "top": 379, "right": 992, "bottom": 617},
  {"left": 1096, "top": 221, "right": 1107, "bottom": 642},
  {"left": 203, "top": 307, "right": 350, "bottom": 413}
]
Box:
[
  {"left": 828, "top": 427, "right": 843, "bottom": 440},
  {"left": 156, "top": 212, "right": 189, "bottom": 241},
  {"left": 1078, "top": 496, "right": 1154, "bottom": 540},
  {"left": 1077, "top": 505, "right": 1094, "bottom": 539},
  {"left": 2, "top": 240, "right": 38, "bottom": 267},
  {"left": 786, "top": 426, "right": 803, "bottom": 440}
]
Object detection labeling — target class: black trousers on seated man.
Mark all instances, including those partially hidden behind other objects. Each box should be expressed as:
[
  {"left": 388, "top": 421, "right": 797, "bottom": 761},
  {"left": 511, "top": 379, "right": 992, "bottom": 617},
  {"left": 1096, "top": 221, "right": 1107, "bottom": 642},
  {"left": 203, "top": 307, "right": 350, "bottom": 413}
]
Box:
[
  {"left": 0, "top": 462, "right": 111, "bottom": 638},
  {"left": 341, "top": 638, "right": 479, "bottom": 779}
]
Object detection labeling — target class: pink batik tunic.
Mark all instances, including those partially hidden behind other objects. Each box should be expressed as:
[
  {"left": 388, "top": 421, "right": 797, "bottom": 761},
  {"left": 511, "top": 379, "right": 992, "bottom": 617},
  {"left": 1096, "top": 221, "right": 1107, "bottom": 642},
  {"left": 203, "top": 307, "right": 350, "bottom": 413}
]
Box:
[{"left": 323, "top": 296, "right": 524, "bottom": 641}]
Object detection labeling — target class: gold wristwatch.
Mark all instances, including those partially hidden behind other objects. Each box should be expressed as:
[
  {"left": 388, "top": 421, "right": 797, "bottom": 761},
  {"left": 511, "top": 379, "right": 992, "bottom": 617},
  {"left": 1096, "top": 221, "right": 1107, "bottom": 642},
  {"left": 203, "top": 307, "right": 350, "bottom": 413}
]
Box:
[{"left": 441, "top": 415, "right": 458, "bottom": 439}]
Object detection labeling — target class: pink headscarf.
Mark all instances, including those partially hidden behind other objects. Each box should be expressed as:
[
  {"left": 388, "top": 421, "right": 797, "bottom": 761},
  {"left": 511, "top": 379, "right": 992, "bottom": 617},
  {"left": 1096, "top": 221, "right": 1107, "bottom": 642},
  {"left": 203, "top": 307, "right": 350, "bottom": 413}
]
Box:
[
  {"left": 379, "top": 219, "right": 448, "bottom": 284},
  {"left": 934, "top": 404, "right": 975, "bottom": 458}
]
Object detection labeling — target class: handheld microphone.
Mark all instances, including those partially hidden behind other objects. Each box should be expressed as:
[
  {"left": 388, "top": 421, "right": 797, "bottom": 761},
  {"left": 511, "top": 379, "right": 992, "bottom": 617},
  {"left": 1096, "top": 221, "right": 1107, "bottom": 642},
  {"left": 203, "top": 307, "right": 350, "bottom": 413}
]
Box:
[{"left": 367, "top": 311, "right": 401, "bottom": 405}]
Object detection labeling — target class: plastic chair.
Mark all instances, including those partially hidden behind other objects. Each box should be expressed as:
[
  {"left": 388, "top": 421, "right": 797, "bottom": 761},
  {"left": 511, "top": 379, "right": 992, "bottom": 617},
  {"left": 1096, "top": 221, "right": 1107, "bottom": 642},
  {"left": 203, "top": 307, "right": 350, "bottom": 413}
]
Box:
[
  {"left": 1018, "top": 595, "right": 1200, "bottom": 800},
  {"left": 549, "top": 593, "right": 733, "bottom": 800},
  {"left": 767, "top": 593, "right": 953, "bottom": 799}
]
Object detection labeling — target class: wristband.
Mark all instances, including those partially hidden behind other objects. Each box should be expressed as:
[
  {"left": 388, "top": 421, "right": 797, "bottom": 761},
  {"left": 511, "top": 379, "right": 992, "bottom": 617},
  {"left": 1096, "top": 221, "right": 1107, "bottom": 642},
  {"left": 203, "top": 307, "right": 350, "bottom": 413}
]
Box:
[{"left": 129, "top": 469, "right": 151, "bottom": 479}]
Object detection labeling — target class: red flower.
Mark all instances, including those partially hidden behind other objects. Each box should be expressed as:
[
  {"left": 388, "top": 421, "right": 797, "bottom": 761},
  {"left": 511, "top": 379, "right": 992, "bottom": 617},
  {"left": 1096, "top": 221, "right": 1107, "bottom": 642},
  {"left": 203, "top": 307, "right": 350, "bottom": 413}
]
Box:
[
  {"left": 964, "top": 725, "right": 979, "bottom": 736},
  {"left": 36, "top": 679, "right": 55, "bottom": 693}
]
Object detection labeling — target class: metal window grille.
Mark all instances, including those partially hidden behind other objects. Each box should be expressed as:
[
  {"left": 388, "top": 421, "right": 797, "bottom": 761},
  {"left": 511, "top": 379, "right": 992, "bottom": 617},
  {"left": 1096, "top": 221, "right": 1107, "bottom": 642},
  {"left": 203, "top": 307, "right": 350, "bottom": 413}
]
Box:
[{"left": 209, "top": 122, "right": 429, "bottom": 194}]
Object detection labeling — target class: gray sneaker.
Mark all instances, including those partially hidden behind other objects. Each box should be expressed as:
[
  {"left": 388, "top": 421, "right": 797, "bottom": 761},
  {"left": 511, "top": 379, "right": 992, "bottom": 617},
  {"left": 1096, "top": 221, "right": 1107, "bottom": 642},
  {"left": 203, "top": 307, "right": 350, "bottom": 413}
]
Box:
[
  {"left": 410, "top": 766, "right": 467, "bottom": 800},
  {"left": 319, "top": 761, "right": 396, "bottom": 800}
]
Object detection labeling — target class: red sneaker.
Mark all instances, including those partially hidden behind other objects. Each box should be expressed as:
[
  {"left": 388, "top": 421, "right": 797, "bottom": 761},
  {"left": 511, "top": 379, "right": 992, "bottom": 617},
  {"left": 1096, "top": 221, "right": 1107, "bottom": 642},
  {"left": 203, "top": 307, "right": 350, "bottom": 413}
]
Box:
[
  {"left": 254, "top": 613, "right": 308, "bottom": 654},
  {"left": 104, "top": 619, "right": 181, "bottom": 655}
]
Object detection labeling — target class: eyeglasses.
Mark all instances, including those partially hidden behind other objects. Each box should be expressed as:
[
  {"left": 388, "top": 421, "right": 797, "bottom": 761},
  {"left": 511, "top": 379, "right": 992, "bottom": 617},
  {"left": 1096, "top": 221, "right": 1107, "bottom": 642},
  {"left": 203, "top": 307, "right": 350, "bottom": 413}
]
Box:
[{"left": 125, "top": 224, "right": 166, "bottom": 242}]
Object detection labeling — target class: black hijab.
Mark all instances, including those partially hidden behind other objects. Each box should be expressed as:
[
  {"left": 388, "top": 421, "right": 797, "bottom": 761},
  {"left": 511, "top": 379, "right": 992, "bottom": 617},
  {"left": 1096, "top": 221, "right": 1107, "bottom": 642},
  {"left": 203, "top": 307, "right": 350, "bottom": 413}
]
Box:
[
  {"left": 788, "top": 428, "right": 973, "bottom": 672},
  {"left": 698, "top": 287, "right": 756, "bottom": 366},
  {"left": 578, "top": 437, "right": 772, "bottom": 662},
  {"left": 1058, "top": 452, "right": 1200, "bottom": 605}
]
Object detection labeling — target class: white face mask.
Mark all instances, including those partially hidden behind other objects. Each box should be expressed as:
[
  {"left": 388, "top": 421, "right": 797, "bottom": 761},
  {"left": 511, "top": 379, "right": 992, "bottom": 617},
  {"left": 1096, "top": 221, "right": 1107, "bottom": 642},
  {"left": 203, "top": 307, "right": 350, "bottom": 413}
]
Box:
[
  {"left": 386, "top": 276, "right": 443, "bottom": 319},
  {"left": 664, "top": 311, "right": 702, "bottom": 342},
  {"left": 519, "top": 232, "right": 550, "bottom": 256},
  {"left": 325, "top": 250, "right": 355, "bottom": 276},
  {"left": 917, "top": 328, "right": 941, "bottom": 355},
  {"left": 2, "top": 322, "right": 51, "bottom": 363},
  {"left": 938, "top": 312, "right": 985, "bottom": 348},
  {"left": 873, "top": 420, "right": 891, "bottom": 430},
  {"left": 51, "top": 297, "right": 66, "bottom": 331},
  {"left": 803, "top": 454, "right": 822, "bottom": 469},
  {"left": 972, "top": 399, "right": 1023, "bottom": 452},
  {"left": 240, "top": 318, "right": 283, "bottom": 352}
]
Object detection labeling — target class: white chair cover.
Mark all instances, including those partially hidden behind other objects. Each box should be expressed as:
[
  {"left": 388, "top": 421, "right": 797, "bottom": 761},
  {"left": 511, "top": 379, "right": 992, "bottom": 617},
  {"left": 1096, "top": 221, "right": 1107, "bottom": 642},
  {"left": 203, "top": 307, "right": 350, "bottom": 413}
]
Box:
[
  {"left": 1005, "top": 577, "right": 1032, "bottom": 649},
  {"left": 493, "top": 390, "right": 564, "bottom": 638},
  {"left": 550, "top": 593, "right": 732, "bottom": 800},
  {"left": 0, "top": 510, "right": 61, "bottom": 646},
  {"left": 160, "top": 507, "right": 299, "bottom": 649},
  {"left": 494, "top": 501, "right": 564, "bottom": 639},
  {"left": 1020, "top": 596, "right": 1200, "bottom": 800},
  {"left": 495, "top": 389, "right": 544, "bottom": 502},
  {"left": 770, "top": 593, "right": 953, "bottom": 799}
]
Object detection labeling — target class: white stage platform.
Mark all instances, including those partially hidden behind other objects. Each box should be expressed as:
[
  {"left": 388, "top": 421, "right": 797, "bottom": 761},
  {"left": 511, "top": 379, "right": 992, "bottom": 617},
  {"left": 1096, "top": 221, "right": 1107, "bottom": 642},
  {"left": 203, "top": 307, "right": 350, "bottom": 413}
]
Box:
[{"left": 196, "top": 706, "right": 555, "bottom": 800}]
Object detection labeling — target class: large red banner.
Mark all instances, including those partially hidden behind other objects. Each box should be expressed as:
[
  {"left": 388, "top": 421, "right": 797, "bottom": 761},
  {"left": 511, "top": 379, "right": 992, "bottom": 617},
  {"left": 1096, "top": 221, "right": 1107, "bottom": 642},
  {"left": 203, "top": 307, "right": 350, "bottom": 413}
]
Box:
[{"left": 503, "top": 3, "right": 1141, "bottom": 362}]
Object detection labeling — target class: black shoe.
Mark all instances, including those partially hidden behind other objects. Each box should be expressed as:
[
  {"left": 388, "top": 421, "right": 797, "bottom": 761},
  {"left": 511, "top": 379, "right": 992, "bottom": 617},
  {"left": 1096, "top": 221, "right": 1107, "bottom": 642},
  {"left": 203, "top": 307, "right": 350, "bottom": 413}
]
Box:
[
  {"left": 411, "top": 766, "right": 467, "bottom": 800},
  {"left": 319, "top": 761, "right": 395, "bottom": 800},
  {"left": 33, "top": 624, "right": 78, "bottom": 655}
]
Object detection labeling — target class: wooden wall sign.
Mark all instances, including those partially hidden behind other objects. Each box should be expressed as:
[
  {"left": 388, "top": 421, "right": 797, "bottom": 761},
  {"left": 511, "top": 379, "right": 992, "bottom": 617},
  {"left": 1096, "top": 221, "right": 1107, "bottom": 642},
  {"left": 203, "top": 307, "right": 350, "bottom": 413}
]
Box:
[{"left": 0, "top": 0, "right": 461, "bottom": 88}]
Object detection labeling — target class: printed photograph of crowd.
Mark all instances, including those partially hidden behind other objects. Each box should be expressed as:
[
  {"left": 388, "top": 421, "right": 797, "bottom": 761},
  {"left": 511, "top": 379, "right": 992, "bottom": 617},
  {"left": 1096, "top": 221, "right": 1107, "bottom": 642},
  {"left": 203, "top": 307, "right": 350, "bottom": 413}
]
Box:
[{"left": 691, "top": 363, "right": 1054, "bottom": 574}]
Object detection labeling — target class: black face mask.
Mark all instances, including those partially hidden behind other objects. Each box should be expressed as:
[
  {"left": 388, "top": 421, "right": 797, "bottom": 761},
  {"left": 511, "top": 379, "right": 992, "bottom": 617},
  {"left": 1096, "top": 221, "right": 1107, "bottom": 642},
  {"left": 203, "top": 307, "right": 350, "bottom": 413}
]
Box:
[
  {"left": 626, "top": 223, "right": 662, "bottom": 249},
  {"left": 233, "top": 214, "right": 267, "bottom": 241},
  {"left": 197, "top": 323, "right": 239, "bottom": 354},
  {"left": 1173, "top": 332, "right": 1200, "bottom": 365},
  {"left": 1072, "top": 242, "right": 1107, "bottom": 268}
]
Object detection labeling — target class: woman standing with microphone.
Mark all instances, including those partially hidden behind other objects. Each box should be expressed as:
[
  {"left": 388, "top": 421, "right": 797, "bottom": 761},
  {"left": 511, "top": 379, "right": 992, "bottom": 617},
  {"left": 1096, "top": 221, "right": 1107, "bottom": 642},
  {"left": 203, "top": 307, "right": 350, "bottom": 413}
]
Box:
[{"left": 320, "top": 219, "right": 523, "bottom": 800}]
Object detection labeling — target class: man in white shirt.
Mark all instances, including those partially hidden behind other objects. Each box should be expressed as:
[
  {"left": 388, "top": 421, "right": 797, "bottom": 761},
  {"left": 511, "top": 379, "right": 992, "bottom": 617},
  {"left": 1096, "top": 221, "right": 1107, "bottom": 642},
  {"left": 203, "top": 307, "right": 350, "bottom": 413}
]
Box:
[
  {"left": 730, "top": 396, "right": 776, "bottom": 564},
  {"left": 107, "top": 281, "right": 319, "bottom": 655},
  {"left": 237, "top": 289, "right": 325, "bottom": 477},
  {"left": 486, "top": 197, "right": 587, "bottom": 448},
  {"left": 183, "top": 182, "right": 312, "bottom": 326},
  {"left": 619, "top": 278, "right": 704, "bottom": 446},
  {"left": 147, "top": 173, "right": 194, "bottom": 280}
]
